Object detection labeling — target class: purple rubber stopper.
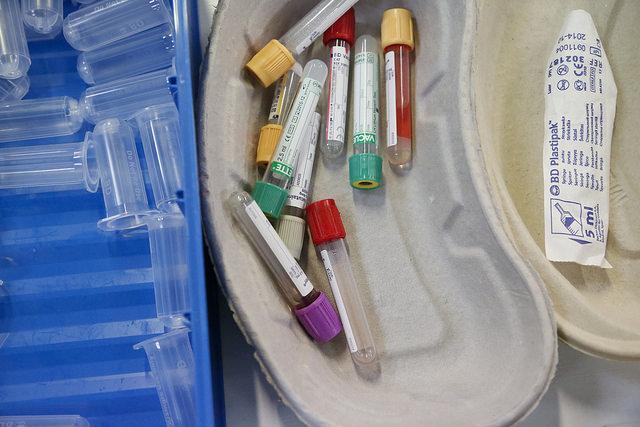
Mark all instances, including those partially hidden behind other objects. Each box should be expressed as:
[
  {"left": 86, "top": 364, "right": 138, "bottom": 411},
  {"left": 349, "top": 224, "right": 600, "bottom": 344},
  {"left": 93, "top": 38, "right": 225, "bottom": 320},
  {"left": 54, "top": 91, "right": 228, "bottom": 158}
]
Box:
[{"left": 294, "top": 292, "right": 342, "bottom": 343}]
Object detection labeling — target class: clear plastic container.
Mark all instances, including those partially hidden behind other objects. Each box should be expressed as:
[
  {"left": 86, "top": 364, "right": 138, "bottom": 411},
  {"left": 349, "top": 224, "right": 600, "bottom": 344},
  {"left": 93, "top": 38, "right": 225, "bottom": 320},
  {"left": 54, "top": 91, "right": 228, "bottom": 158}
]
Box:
[
  {"left": 79, "top": 68, "right": 174, "bottom": 124},
  {"left": 0, "top": 415, "right": 90, "bottom": 426},
  {"left": 134, "top": 328, "right": 196, "bottom": 427},
  {"left": 0, "top": 0, "right": 31, "bottom": 79},
  {"left": 252, "top": 59, "right": 327, "bottom": 219},
  {"left": 93, "top": 118, "right": 152, "bottom": 231},
  {"left": 63, "top": 0, "right": 172, "bottom": 52},
  {"left": 0, "top": 75, "right": 29, "bottom": 101},
  {"left": 22, "top": 0, "right": 63, "bottom": 35},
  {"left": 146, "top": 213, "right": 191, "bottom": 328},
  {"left": 77, "top": 23, "right": 175, "bottom": 85},
  {"left": 0, "top": 96, "right": 84, "bottom": 143},
  {"left": 307, "top": 199, "right": 378, "bottom": 367},
  {"left": 134, "top": 103, "right": 183, "bottom": 213},
  {"left": 228, "top": 190, "right": 342, "bottom": 342},
  {"left": 0, "top": 132, "right": 99, "bottom": 192}
]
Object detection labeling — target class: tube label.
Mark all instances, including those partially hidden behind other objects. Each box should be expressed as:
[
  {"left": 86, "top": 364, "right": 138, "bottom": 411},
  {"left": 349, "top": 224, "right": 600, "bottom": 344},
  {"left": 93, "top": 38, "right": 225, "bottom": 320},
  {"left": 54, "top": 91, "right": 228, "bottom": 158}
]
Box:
[
  {"left": 385, "top": 51, "right": 398, "bottom": 148},
  {"left": 287, "top": 113, "right": 321, "bottom": 210},
  {"left": 543, "top": 10, "right": 617, "bottom": 267},
  {"left": 320, "top": 249, "right": 357, "bottom": 353},
  {"left": 326, "top": 45, "right": 350, "bottom": 145},
  {"left": 245, "top": 201, "right": 313, "bottom": 296},
  {"left": 268, "top": 73, "right": 289, "bottom": 122},
  {"left": 271, "top": 76, "right": 322, "bottom": 179},
  {"left": 353, "top": 51, "right": 379, "bottom": 146}
]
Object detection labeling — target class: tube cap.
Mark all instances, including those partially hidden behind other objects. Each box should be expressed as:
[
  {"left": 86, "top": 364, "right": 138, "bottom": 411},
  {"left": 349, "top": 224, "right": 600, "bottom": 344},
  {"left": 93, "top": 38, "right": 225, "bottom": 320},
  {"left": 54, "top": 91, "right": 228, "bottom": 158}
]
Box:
[
  {"left": 252, "top": 180, "right": 288, "bottom": 219},
  {"left": 246, "top": 39, "right": 296, "bottom": 87},
  {"left": 348, "top": 153, "right": 383, "bottom": 189},
  {"left": 306, "top": 199, "right": 346, "bottom": 246},
  {"left": 381, "top": 8, "right": 415, "bottom": 51},
  {"left": 294, "top": 292, "right": 342, "bottom": 343},
  {"left": 276, "top": 214, "right": 306, "bottom": 260},
  {"left": 323, "top": 8, "right": 356, "bottom": 46},
  {"left": 256, "top": 124, "right": 283, "bottom": 166}
]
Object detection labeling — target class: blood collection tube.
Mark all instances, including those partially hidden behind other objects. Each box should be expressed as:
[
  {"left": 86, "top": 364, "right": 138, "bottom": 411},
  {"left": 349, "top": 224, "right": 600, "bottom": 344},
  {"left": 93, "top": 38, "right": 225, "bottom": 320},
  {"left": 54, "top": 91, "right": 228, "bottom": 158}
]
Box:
[
  {"left": 382, "top": 8, "right": 415, "bottom": 167},
  {"left": 245, "top": 0, "right": 360, "bottom": 87},
  {"left": 228, "top": 191, "right": 342, "bottom": 343},
  {"left": 306, "top": 199, "right": 377, "bottom": 366},
  {"left": 255, "top": 63, "right": 302, "bottom": 174},
  {"left": 277, "top": 111, "right": 321, "bottom": 260},
  {"left": 322, "top": 8, "right": 355, "bottom": 159},
  {"left": 349, "top": 35, "right": 383, "bottom": 189},
  {"left": 252, "top": 59, "right": 327, "bottom": 220}
]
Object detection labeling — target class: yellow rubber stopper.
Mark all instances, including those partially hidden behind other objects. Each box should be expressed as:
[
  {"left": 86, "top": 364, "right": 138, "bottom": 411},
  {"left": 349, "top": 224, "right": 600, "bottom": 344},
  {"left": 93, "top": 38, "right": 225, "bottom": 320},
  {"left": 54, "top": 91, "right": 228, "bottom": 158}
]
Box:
[
  {"left": 381, "top": 8, "right": 415, "bottom": 51},
  {"left": 246, "top": 39, "right": 296, "bottom": 87},
  {"left": 256, "top": 123, "right": 283, "bottom": 166}
]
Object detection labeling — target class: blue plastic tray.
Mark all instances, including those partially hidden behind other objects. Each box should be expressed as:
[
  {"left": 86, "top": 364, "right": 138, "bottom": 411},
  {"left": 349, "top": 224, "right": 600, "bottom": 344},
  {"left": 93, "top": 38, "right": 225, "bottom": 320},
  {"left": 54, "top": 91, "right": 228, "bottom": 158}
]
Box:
[{"left": 0, "top": 1, "right": 223, "bottom": 425}]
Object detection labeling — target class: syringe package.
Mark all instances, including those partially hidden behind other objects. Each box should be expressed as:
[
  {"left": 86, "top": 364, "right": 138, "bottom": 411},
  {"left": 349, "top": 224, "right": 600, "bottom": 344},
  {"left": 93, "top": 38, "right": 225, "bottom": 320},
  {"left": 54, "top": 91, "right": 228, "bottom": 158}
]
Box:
[{"left": 543, "top": 9, "right": 617, "bottom": 267}]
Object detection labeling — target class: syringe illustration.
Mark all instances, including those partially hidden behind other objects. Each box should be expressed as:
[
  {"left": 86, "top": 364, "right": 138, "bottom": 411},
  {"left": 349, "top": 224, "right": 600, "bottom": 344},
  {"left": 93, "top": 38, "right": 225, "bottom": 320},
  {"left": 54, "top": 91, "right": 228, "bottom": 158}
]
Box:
[{"left": 555, "top": 202, "right": 582, "bottom": 235}]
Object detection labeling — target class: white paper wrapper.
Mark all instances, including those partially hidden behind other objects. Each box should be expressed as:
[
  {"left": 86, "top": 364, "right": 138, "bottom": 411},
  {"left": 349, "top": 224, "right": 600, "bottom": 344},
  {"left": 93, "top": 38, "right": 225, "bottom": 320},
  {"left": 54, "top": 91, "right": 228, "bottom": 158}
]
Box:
[{"left": 543, "top": 9, "right": 617, "bottom": 267}]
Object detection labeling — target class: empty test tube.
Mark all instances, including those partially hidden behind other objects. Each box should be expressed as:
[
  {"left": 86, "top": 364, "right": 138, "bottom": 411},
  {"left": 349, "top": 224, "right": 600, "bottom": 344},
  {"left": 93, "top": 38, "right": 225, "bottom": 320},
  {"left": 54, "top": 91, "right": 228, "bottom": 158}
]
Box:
[
  {"left": 134, "top": 103, "right": 183, "bottom": 213},
  {"left": 0, "top": 415, "right": 90, "bottom": 427},
  {"left": 0, "top": 0, "right": 31, "bottom": 79},
  {"left": 252, "top": 59, "right": 327, "bottom": 219},
  {"left": 229, "top": 191, "right": 342, "bottom": 342},
  {"left": 93, "top": 118, "right": 152, "bottom": 231},
  {"left": 78, "top": 24, "right": 175, "bottom": 85},
  {"left": 0, "top": 96, "right": 84, "bottom": 143},
  {"left": 246, "top": 0, "right": 360, "bottom": 87},
  {"left": 307, "top": 199, "right": 377, "bottom": 366},
  {"left": 0, "top": 75, "right": 29, "bottom": 101},
  {"left": 322, "top": 8, "right": 355, "bottom": 159},
  {"left": 255, "top": 63, "right": 302, "bottom": 173},
  {"left": 146, "top": 213, "right": 191, "bottom": 327},
  {"left": 134, "top": 328, "right": 196, "bottom": 427},
  {"left": 382, "top": 9, "right": 415, "bottom": 168},
  {"left": 0, "top": 132, "right": 99, "bottom": 192},
  {"left": 349, "top": 35, "right": 383, "bottom": 189},
  {"left": 22, "top": 0, "right": 63, "bottom": 35},
  {"left": 80, "top": 68, "right": 174, "bottom": 124},
  {"left": 277, "top": 111, "right": 321, "bottom": 260},
  {"left": 63, "top": 0, "right": 172, "bottom": 51}
]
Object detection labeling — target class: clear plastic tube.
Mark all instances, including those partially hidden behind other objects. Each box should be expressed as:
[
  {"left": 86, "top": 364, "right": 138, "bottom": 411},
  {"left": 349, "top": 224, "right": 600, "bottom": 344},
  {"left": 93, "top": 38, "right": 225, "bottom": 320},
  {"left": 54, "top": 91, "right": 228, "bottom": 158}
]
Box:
[
  {"left": 135, "top": 103, "right": 183, "bottom": 213},
  {"left": 0, "top": 0, "right": 31, "bottom": 79},
  {"left": 307, "top": 199, "right": 378, "bottom": 366},
  {"left": 384, "top": 45, "right": 412, "bottom": 166},
  {"left": 323, "top": 38, "right": 351, "bottom": 158},
  {"left": 277, "top": 111, "right": 321, "bottom": 260},
  {"left": 63, "top": 0, "right": 172, "bottom": 52},
  {"left": 79, "top": 68, "right": 174, "bottom": 124},
  {"left": 252, "top": 59, "right": 327, "bottom": 219},
  {"left": 25, "top": 15, "right": 62, "bottom": 42},
  {"left": 22, "top": 0, "right": 63, "bottom": 35},
  {"left": 0, "top": 132, "right": 99, "bottom": 192},
  {"left": 77, "top": 24, "right": 175, "bottom": 85},
  {"left": 134, "top": 328, "right": 196, "bottom": 427},
  {"left": 0, "top": 96, "right": 84, "bottom": 143},
  {"left": 146, "top": 213, "right": 191, "bottom": 328},
  {"left": 0, "top": 75, "right": 29, "bottom": 101},
  {"left": 279, "top": 0, "right": 359, "bottom": 56},
  {"left": 0, "top": 415, "right": 90, "bottom": 426},
  {"left": 93, "top": 118, "right": 152, "bottom": 231}
]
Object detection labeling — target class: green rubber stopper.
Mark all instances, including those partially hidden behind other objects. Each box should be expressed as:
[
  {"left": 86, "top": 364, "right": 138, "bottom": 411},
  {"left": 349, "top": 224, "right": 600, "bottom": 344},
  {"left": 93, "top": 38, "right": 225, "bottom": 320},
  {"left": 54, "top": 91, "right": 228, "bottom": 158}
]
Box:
[
  {"left": 252, "top": 180, "right": 289, "bottom": 219},
  {"left": 349, "top": 153, "right": 383, "bottom": 189}
]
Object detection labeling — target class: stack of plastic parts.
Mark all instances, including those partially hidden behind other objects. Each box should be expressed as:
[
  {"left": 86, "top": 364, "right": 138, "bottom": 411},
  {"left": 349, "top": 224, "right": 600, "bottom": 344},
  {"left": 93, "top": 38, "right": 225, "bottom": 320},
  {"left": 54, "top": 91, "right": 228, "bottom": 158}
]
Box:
[{"left": 0, "top": 1, "right": 202, "bottom": 425}]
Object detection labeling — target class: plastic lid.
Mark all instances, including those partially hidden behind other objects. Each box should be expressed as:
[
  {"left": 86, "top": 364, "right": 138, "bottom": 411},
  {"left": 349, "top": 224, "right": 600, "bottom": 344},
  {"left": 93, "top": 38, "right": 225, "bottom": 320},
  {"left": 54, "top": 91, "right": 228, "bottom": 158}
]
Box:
[
  {"left": 323, "top": 8, "right": 356, "bottom": 46},
  {"left": 381, "top": 8, "right": 415, "bottom": 51},
  {"left": 276, "top": 214, "right": 306, "bottom": 260},
  {"left": 252, "top": 180, "right": 289, "bottom": 219},
  {"left": 246, "top": 39, "right": 296, "bottom": 87},
  {"left": 306, "top": 199, "right": 346, "bottom": 246},
  {"left": 294, "top": 292, "right": 342, "bottom": 343},
  {"left": 256, "top": 124, "right": 283, "bottom": 166},
  {"left": 349, "top": 153, "right": 383, "bottom": 189}
]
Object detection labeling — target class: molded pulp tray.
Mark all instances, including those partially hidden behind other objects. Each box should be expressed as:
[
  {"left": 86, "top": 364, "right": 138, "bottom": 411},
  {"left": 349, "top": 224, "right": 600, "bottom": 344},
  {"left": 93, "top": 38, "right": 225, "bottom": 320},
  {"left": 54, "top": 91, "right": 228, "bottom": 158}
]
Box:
[
  {"left": 471, "top": 0, "right": 640, "bottom": 360},
  {"left": 199, "top": 0, "right": 557, "bottom": 425},
  {"left": 0, "top": 1, "right": 220, "bottom": 425}
]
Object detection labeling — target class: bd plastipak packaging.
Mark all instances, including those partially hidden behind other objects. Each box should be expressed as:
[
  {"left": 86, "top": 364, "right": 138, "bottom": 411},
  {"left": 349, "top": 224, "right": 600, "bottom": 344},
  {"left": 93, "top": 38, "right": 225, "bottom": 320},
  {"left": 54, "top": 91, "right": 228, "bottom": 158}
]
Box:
[
  {"left": 200, "top": 1, "right": 557, "bottom": 424},
  {"left": 474, "top": 3, "right": 640, "bottom": 360},
  {"left": 542, "top": 10, "right": 616, "bottom": 268},
  {"left": 0, "top": 0, "right": 30, "bottom": 79},
  {"left": 246, "top": 0, "right": 360, "bottom": 87},
  {"left": 22, "top": 0, "right": 63, "bottom": 35}
]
